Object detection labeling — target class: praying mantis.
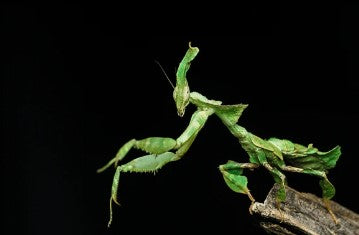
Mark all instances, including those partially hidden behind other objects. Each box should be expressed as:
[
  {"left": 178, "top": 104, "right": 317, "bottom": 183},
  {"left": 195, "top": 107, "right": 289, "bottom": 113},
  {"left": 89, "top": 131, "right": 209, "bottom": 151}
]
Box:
[{"left": 97, "top": 43, "right": 341, "bottom": 227}]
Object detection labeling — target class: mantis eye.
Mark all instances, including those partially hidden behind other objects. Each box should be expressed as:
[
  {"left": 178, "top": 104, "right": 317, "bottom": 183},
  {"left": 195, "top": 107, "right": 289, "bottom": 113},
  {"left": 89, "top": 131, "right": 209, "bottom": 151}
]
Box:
[{"left": 173, "top": 88, "right": 177, "bottom": 101}]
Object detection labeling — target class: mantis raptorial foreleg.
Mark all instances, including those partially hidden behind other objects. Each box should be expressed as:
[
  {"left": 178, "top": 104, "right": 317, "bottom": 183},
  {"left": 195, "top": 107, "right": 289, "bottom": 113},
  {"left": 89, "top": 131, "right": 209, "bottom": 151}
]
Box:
[
  {"left": 110, "top": 152, "right": 177, "bottom": 204},
  {"left": 97, "top": 139, "right": 136, "bottom": 173},
  {"left": 96, "top": 137, "right": 176, "bottom": 173},
  {"left": 107, "top": 151, "right": 176, "bottom": 227},
  {"left": 98, "top": 108, "right": 215, "bottom": 226}
]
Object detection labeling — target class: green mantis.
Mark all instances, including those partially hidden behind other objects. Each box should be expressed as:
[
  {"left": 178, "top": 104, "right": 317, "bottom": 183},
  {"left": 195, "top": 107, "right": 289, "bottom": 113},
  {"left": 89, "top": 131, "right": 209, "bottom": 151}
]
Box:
[{"left": 97, "top": 43, "right": 341, "bottom": 227}]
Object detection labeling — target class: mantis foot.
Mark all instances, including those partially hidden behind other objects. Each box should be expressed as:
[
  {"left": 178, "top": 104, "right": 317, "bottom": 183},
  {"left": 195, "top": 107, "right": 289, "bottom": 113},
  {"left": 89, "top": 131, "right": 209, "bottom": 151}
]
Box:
[
  {"left": 247, "top": 190, "right": 255, "bottom": 215},
  {"left": 275, "top": 199, "right": 285, "bottom": 223},
  {"left": 324, "top": 198, "right": 338, "bottom": 224}
]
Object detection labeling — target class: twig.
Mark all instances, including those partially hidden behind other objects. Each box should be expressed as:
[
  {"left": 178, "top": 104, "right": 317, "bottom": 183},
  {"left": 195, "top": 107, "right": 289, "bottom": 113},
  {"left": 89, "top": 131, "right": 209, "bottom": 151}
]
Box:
[{"left": 251, "top": 184, "right": 359, "bottom": 235}]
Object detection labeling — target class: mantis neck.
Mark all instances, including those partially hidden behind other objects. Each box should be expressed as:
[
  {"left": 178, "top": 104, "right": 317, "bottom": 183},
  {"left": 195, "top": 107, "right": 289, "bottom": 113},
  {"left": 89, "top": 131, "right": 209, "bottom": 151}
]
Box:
[
  {"left": 225, "top": 124, "right": 249, "bottom": 141},
  {"left": 188, "top": 91, "right": 249, "bottom": 142}
]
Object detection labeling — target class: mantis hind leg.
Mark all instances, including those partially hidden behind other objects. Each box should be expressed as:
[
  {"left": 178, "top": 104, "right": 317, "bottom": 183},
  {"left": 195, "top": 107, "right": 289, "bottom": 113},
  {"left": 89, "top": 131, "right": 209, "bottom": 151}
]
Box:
[
  {"left": 281, "top": 165, "right": 338, "bottom": 223},
  {"left": 261, "top": 162, "right": 287, "bottom": 221},
  {"left": 219, "top": 160, "right": 259, "bottom": 213}
]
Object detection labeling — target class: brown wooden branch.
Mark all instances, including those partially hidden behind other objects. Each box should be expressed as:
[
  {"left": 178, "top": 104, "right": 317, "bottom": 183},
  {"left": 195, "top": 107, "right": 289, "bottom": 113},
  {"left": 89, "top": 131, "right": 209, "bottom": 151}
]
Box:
[{"left": 251, "top": 184, "right": 359, "bottom": 235}]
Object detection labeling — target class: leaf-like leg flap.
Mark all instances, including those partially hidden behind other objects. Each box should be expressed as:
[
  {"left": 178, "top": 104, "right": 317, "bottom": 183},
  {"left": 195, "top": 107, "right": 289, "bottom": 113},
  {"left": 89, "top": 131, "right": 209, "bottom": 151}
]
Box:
[
  {"left": 319, "top": 177, "right": 335, "bottom": 200},
  {"left": 219, "top": 161, "right": 256, "bottom": 203},
  {"left": 221, "top": 170, "right": 248, "bottom": 194}
]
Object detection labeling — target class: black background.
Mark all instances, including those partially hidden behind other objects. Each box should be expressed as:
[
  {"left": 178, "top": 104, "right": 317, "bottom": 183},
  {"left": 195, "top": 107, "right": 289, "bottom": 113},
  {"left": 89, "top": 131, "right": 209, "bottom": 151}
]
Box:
[{"left": 2, "top": 2, "right": 359, "bottom": 234}]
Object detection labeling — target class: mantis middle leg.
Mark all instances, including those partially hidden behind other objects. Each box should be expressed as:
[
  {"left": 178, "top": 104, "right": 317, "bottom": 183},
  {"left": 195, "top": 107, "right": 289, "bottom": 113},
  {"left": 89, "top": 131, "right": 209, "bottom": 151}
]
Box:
[
  {"left": 256, "top": 151, "right": 287, "bottom": 204},
  {"left": 219, "top": 160, "right": 259, "bottom": 213}
]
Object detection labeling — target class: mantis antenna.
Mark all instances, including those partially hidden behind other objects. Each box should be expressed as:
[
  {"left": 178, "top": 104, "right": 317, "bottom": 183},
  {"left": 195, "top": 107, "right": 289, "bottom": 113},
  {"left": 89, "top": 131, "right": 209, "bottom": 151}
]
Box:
[{"left": 155, "top": 60, "right": 175, "bottom": 89}]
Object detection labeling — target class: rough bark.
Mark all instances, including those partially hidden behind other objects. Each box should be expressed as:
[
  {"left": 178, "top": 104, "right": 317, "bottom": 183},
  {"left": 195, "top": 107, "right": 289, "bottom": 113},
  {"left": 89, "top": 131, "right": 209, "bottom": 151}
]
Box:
[{"left": 251, "top": 184, "right": 359, "bottom": 235}]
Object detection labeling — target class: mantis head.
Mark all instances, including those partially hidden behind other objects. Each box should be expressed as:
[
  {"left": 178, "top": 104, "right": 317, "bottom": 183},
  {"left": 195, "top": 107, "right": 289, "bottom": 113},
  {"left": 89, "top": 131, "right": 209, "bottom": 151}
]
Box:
[
  {"left": 173, "top": 81, "right": 190, "bottom": 117},
  {"left": 173, "top": 42, "right": 199, "bottom": 117}
]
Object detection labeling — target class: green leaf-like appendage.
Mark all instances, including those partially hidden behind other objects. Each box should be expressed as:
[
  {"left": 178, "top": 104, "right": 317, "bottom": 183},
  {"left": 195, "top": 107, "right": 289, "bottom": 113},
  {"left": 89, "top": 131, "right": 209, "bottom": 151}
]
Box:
[
  {"left": 317, "top": 146, "right": 341, "bottom": 170},
  {"left": 268, "top": 138, "right": 295, "bottom": 152},
  {"left": 220, "top": 161, "right": 249, "bottom": 194},
  {"left": 223, "top": 172, "right": 248, "bottom": 194},
  {"left": 189, "top": 92, "right": 248, "bottom": 126},
  {"left": 214, "top": 104, "right": 248, "bottom": 126},
  {"left": 176, "top": 43, "right": 199, "bottom": 85},
  {"left": 250, "top": 134, "right": 283, "bottom": 160},
  {"left": 269, "top": 138, "right": 341, "bottom": 171},
  {"left": 319, "top": 178, "right": 336, "bottom": 199}
]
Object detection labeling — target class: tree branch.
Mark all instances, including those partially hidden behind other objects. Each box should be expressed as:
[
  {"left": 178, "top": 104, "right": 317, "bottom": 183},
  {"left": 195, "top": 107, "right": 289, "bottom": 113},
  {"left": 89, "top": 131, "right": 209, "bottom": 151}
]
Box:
[{"left": 251, "top": 184, "right": 359, "bottom": 235}]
